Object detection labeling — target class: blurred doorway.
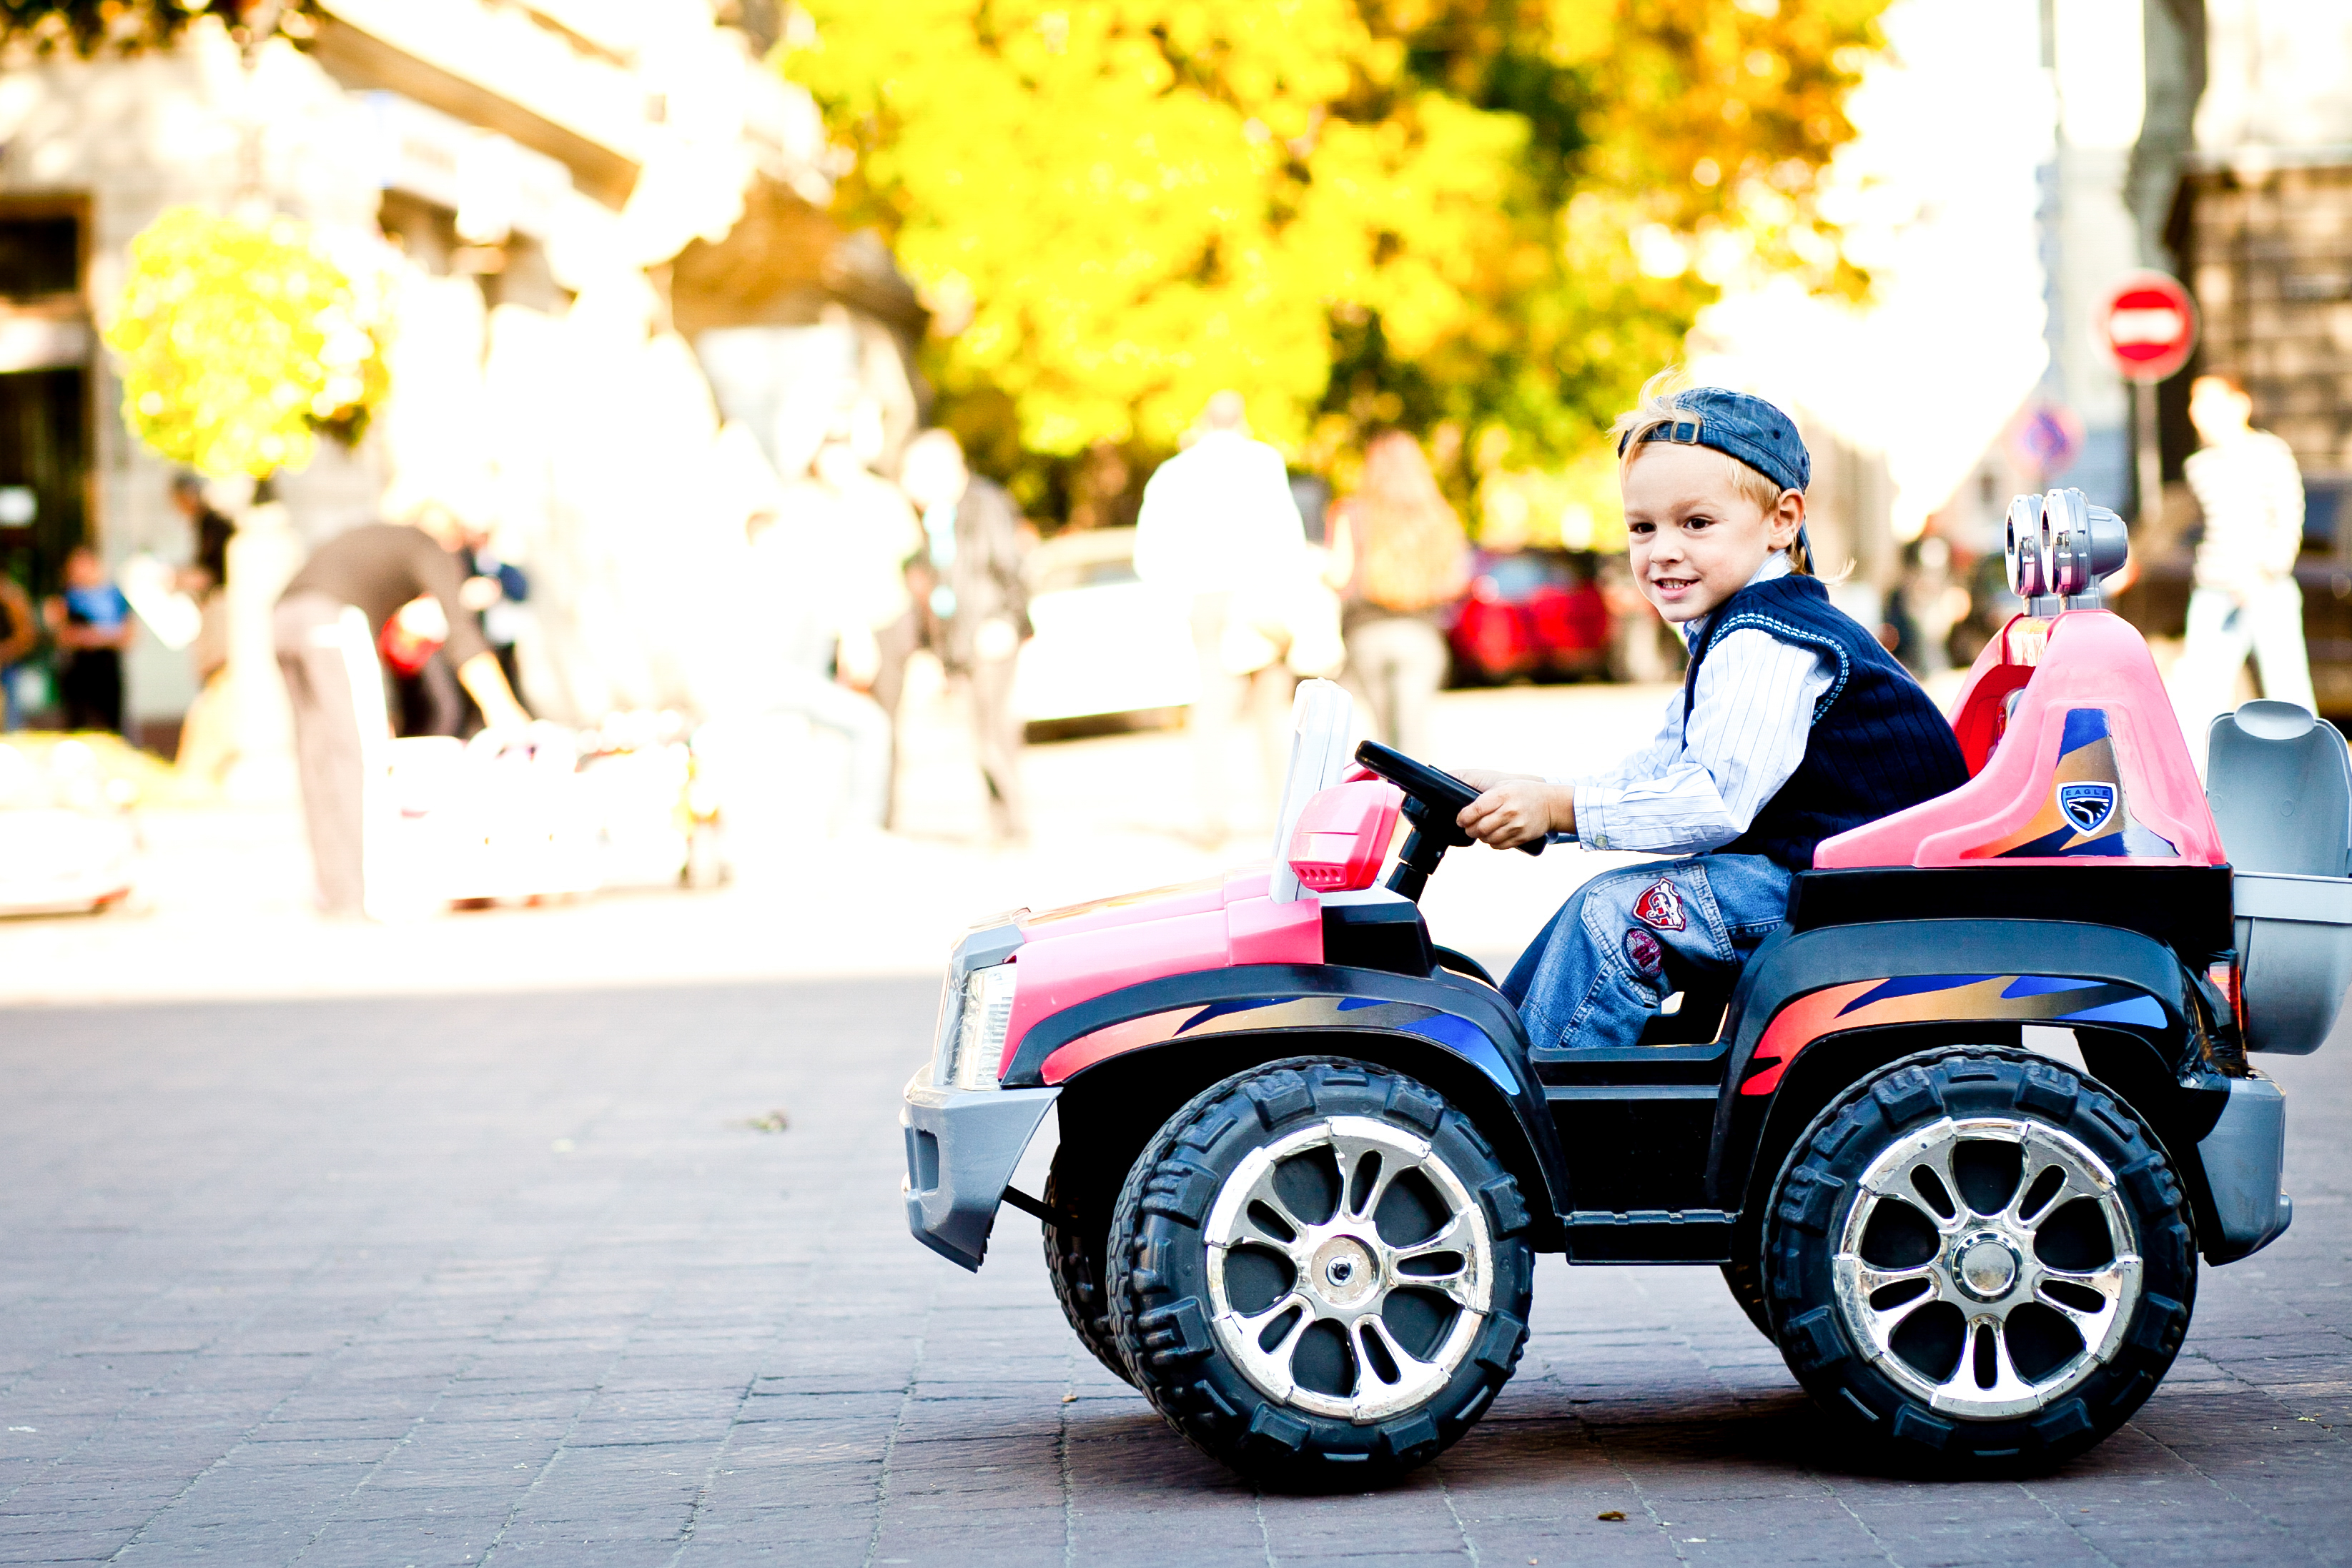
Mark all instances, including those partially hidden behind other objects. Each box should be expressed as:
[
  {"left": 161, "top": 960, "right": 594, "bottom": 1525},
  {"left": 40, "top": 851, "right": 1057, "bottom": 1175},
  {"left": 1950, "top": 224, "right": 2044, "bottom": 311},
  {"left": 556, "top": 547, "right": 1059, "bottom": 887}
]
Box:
[
  {"left": 0, "top": 367, "right": 89, "bottom": 593},
  {"left": 0, "top": 202, "right": 92, "bottom": 598}
]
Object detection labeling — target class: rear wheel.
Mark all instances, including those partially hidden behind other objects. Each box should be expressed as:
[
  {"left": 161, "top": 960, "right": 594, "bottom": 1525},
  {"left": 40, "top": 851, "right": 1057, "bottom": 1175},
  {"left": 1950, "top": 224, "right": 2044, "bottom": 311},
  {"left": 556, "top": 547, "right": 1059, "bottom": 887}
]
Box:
[
  {"left": 1764, "top": 1046, "right": 2195, "bottom": 1472},
  {"left": 1107, "top": 1057, "right": 1533, "bottom": 1489}
]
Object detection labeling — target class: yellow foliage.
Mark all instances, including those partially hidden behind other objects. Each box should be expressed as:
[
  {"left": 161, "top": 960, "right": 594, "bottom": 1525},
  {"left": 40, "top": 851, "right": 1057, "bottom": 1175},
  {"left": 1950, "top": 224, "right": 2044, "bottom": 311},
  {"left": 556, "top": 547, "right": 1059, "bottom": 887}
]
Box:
[
  {"left": 787, "top": 0, "right": 1883, "bottom": 479},
  {"left": 1476, "top": 447, "right": 1624, "bottom": 552},
  {"left": 103, "top": 207, "right": 390, "bottom": 478}
]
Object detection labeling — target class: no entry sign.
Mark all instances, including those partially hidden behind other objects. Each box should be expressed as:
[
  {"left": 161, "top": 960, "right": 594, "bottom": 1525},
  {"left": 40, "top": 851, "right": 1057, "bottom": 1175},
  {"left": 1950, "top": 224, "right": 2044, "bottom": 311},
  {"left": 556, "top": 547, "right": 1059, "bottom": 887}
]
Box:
[{"left": 2100, "top": 272, "right": 2198, "bottom": 383}]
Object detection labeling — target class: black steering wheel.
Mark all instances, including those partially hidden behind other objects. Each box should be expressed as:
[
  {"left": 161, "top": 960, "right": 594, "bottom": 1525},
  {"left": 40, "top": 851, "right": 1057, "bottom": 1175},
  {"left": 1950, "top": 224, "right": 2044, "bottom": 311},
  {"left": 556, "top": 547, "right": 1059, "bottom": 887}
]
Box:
[{"left": 1353, "top": 740, "right": 1542, "bottom": 902}]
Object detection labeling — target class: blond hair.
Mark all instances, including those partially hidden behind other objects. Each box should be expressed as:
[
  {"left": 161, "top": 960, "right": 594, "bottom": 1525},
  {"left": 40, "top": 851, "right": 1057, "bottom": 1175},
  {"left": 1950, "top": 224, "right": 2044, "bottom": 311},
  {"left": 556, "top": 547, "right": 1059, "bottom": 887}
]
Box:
[{"left": 1611, "top": 367, "right": 1818, "bottom": 576}]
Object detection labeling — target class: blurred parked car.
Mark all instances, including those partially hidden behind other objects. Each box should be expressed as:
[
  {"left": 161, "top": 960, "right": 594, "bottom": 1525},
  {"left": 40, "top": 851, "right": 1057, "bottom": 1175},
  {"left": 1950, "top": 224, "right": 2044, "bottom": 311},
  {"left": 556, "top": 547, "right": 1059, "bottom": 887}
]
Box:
[
  {"left": 1448, "top": 548, "right": 1613, "bottom": 685},
  {"left": 1013, "top": 527, "right": 1198, "bottom": 727}
]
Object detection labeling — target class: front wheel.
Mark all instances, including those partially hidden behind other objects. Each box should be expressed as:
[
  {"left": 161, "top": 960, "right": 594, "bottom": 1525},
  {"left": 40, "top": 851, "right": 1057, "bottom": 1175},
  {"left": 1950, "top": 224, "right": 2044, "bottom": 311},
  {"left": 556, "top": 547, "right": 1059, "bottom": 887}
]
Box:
[
  {"left": 1042, "top": 1161, "right": 1132, "bottom": 1385},
  {"left": 1764, "top": 1046, "right": 2197, "bottom": 1472},
  {"left": 1107, "top": 1057, "right": 1533, "bottom": 1489}
]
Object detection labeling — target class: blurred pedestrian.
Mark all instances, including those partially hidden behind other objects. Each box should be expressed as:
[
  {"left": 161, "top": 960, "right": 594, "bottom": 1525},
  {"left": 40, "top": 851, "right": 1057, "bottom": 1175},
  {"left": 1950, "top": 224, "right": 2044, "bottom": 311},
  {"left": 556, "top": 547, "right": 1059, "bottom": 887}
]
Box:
[
  {"left": 899, "top": 428, "right": 1032, "bottom": 845},
  {"left": 275, "top": 519, "right": 530, "bottom": 916},
  {"left": 1290, "top": 472, "right": 1333, "bottom": 546},
  {"left": 1892, "top": 535, "right": 1962, "bottom": 678},
  {"left": 169, "top": 472, "right": 232, "bottom": 587},
  {"left": 2173, "top": 372, "right": 2315, "bottom": 753},
  {"left": 1135, "top": 391, "right": 1310, "bottom": 845},
  {"left": 0, "top": 571, "right": 34, "bottom": 730},
  {"left": 385, "top": 505, "right": 485, "bottom": 740},
  {"left": 812, "top": 430, "right": 925, "bottom": 825},
  {"left": 44, "top": 546, "right": 132, "bottom": 734},
  {"left": 459, "top": 523, "right": 532, "bottom": 704},
  {"left": 744, "top": 455, "right": 900, "bottom": 835},
  {"left": 1327, "top": 431, "right": 1470, "bottom": 757},
  {"left": 169, "top": 473, "right": 237, "bottom": 776}
]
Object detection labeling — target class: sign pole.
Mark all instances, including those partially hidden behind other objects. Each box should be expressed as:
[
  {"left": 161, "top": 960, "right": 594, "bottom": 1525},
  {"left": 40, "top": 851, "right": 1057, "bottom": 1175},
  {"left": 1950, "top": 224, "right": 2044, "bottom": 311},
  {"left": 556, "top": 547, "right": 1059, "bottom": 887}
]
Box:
[{"left": 2099, "top": 271, "right": 2199, "bottom": 538}]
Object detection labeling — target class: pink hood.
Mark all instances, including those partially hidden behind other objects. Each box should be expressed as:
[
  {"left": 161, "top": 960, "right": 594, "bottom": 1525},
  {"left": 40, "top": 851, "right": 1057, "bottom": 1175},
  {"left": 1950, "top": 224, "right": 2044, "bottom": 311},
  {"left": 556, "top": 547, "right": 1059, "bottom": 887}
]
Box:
[{"left": 998, "top": 865, "right": 1323, "bottom": 1078}]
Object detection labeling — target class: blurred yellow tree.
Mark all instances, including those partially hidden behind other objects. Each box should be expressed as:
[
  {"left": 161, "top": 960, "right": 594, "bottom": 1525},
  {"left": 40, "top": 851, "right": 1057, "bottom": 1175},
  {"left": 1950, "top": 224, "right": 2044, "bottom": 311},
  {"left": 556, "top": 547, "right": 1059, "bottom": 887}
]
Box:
[
  {"left": 104, "top": 207, "right": 387, "bottom": 478},
  {"left": 786, "top": 0, "right": 1882, "bottom": 479}
]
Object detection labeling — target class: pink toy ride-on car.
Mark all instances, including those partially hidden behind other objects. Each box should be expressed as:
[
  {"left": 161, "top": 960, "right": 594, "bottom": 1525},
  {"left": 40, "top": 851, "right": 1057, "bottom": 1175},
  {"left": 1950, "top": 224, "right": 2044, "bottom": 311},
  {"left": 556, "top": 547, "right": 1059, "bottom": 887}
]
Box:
[{"left": 902, "top": 488, "right": 2345, "bottom": 1489}]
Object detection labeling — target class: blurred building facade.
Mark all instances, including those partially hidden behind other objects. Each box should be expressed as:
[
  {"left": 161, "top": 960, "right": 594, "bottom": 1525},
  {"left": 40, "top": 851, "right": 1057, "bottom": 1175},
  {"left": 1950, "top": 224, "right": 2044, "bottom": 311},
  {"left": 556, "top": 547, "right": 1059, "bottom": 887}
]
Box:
[
  {"left": 2094, "top": 0, "right": 2352, "bottom": 709},
  {"left": 0, "top": 0, "right": 925, "bottom": 743},
  {"left": 2173, "top": 0, "right": 2352, "bottom": 515}
]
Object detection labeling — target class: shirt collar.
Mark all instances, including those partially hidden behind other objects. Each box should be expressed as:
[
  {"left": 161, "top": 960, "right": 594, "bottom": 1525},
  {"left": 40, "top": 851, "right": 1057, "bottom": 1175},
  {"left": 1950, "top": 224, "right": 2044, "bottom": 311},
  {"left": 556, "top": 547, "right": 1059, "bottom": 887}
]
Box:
[{"left": 1682, "top": 550, "right": 1792, "bottom": 650}]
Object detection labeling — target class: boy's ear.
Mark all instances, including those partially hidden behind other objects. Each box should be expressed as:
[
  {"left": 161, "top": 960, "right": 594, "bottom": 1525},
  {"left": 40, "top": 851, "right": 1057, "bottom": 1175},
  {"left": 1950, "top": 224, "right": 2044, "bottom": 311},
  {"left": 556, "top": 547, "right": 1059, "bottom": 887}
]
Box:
[{"left": 1769, "top": 489, "right": 1806, "bottom": 550}]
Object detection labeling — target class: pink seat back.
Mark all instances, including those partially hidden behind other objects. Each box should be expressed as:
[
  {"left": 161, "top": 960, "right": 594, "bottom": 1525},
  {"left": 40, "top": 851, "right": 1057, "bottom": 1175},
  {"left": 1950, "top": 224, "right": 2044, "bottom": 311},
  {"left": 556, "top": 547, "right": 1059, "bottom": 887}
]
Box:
[{"left": 1816, "top": 610, "right": 2223, "bottom": 869}]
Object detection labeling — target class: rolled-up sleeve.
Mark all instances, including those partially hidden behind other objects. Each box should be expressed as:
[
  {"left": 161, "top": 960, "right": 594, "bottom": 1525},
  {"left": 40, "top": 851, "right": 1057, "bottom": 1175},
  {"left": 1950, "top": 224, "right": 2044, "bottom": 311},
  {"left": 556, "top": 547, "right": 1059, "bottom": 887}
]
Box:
[{"left": 1568, "top": 630, "right": 1832, "bottom": 855}]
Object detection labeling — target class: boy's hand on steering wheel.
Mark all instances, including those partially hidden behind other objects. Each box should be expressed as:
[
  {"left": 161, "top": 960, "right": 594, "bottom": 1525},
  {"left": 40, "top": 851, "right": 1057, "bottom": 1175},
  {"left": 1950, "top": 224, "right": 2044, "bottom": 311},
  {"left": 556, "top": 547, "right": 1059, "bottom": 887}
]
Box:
[{"left": 1457, "top": 775, "right": 1558, "bottom": 851}]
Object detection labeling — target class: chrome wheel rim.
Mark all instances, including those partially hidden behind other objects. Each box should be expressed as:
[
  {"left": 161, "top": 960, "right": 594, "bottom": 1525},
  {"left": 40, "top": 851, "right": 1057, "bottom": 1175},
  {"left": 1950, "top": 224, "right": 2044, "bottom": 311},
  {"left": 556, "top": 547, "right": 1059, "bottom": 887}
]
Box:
[
  {"left": 1204, "top": 1114, "right": 1492, "bottom": 1424},
  {"left": 1832, "top": 1114, "right": 2143, "bottom": 1420}
]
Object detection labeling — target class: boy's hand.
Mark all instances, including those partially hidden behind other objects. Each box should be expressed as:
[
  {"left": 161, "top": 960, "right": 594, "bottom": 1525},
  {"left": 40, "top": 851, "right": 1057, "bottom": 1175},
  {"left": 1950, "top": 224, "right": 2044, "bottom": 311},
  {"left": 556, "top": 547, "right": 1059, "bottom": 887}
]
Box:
[{"left": 1458, "top": 778, "right": 1560, "bottom": 850}]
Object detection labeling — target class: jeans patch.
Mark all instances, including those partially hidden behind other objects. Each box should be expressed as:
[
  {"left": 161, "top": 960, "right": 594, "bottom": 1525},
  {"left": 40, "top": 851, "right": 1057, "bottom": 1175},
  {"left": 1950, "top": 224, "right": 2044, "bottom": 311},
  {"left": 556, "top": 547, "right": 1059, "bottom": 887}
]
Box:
[
  {"left": 1632, "top": 878, "right": 1688, "bottom": 931},
  {"left": 1505, "top": 853, "right": 1791, "bottom": 1053}
]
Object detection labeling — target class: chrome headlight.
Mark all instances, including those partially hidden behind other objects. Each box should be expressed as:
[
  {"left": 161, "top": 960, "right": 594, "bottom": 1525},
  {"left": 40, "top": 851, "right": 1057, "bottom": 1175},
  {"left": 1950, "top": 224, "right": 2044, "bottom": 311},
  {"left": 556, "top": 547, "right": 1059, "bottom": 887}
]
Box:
[{"left": 936, "top": 963, "right": 1017, "bottom": 1091}]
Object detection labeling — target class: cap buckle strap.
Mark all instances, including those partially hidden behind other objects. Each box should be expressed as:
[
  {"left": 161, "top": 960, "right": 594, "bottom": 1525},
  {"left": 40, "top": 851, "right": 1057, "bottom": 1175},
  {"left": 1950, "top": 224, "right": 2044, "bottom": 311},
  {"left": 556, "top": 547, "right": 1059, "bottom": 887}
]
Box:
[{"left": 1616, "top": 410, "right": 1718, "bottom": 457}]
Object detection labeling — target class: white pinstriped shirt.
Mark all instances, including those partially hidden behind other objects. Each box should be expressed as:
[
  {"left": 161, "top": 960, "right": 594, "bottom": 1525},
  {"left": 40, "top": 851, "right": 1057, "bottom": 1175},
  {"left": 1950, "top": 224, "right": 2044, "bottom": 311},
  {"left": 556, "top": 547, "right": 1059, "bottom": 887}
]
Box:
[{"left": 1556, "top": 552, "right": 1836, "bottom": 855}]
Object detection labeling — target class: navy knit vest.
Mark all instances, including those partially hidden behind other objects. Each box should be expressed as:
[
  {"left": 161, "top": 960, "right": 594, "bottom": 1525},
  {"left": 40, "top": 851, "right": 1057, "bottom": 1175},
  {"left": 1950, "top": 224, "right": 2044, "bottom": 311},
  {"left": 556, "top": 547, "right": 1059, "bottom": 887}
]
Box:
[{"left": 1682, "top": 572, "right": 1969, "bottom": 870}]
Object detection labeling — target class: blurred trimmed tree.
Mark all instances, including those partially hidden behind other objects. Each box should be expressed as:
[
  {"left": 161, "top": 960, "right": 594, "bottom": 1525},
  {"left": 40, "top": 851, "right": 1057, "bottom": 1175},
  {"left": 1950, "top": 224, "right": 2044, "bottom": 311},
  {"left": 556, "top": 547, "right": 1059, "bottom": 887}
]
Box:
[
  {"left": 104, "top": 206, "right": 388, "bottom": 478},
  {"left": 784, "top": 0, "right": 1884, "bottom": 500}
]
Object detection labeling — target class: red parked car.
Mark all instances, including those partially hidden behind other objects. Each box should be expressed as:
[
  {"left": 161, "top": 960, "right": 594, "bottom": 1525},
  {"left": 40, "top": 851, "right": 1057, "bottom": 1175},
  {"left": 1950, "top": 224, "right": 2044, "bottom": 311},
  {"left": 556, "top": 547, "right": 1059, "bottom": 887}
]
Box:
[{"left": 1447, "top": 548, "right": 1612, "bottom": 684}]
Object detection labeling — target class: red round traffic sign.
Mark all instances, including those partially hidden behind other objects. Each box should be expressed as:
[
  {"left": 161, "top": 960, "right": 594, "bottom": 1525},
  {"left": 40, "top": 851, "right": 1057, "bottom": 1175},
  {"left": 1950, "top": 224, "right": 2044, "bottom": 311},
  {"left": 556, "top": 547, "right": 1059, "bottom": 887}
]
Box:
[{"left": 2100, "top": 271, "right": 2198, "bottom": 383}]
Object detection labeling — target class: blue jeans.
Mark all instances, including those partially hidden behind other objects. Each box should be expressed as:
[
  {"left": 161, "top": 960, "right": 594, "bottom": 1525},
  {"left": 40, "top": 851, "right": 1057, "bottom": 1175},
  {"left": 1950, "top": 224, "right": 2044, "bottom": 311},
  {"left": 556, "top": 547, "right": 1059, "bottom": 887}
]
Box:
[{"left": 1501, "top": 853, "right": 1794, "bottom": 1051}]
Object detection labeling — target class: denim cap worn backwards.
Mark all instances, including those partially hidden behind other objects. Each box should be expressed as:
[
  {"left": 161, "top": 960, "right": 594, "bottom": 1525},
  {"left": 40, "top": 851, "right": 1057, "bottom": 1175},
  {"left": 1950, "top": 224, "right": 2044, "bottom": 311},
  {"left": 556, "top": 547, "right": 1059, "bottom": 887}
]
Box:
[{"left": 1619, "top": 387, "right": 1811, "bottom": 496}]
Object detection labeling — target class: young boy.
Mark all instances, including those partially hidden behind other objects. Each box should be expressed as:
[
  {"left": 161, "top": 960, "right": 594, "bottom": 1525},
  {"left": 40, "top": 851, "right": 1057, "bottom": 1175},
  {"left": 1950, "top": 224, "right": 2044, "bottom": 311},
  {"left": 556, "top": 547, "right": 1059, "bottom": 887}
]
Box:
[{"left": 1454, "top": 379, "right": 1968, "bottom": 1051}]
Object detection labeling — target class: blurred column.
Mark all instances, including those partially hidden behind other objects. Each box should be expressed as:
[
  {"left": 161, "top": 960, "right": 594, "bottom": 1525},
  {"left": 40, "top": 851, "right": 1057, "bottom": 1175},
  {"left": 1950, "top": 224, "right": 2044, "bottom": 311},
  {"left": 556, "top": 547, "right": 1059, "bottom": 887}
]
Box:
[
  {"left": 2035, "top": 0, "right": 2067, "bottom": 412},
  {"left": 2044, "top": 0, "right": 2148, "bottom": 513},
  {"left": 222, "top": 491, "right": 304, "bottom": 803}
]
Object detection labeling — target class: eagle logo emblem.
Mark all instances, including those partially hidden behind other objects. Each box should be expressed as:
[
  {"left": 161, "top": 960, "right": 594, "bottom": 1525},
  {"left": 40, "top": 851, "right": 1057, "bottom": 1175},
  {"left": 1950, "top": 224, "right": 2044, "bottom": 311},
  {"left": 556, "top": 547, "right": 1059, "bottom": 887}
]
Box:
[{"left": 2057, "top": 780, "right": 2118, "bottom": 835}]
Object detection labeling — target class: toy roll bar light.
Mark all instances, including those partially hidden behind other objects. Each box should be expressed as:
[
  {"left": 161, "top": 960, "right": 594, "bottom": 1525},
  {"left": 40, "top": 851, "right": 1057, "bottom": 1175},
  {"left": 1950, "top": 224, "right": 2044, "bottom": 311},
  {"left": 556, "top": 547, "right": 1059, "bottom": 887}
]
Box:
[
  {"left": 2005, "top": 493, "right": 2059, "bottom": 615},
  {"left": 2005, "top": 486, "right": 2128, "bottom": 611},
  {"left": 2038, "top": 486, "right": 2128, "bottom": 602}
]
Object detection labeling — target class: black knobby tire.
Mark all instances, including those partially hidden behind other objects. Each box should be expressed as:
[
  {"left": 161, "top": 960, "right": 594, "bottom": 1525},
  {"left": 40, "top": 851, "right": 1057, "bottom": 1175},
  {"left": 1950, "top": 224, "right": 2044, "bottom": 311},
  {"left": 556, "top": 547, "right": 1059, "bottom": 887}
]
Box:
[
  {"left": 1720, "top": 1254, "right": 1774, "bottom": 1339},
  {"left": 1764, "top": 1046, "right": 2196, "bottom": 1473},
  {"left": 1042, "top": 1163, "right": 1133, "bottom": 1384},
  {"left": 1106, "top": 1056, "right": 1535, "bottom": 1489},
  {"left": 1722, "top": 1116, "right": 1819, "bottom": 1341}
]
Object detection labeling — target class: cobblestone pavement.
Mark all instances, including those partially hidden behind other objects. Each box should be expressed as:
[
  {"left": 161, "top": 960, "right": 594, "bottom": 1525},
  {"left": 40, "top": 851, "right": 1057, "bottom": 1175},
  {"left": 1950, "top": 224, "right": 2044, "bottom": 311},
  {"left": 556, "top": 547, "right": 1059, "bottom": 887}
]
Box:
[{"left": 1, "top": 979, "right": 2347, "bottom": 1565}]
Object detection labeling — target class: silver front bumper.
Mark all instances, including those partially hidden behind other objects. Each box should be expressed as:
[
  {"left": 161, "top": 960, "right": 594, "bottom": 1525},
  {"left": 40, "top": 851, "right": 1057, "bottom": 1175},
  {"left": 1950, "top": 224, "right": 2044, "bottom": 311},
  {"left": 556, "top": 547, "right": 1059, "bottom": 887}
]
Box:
[
  {"left": 901, "top": 1063, "right": 1059, "bottom": 1271},
  {"left": 2198, "top": 1073, "right": 2292, "bottom": 1262}
]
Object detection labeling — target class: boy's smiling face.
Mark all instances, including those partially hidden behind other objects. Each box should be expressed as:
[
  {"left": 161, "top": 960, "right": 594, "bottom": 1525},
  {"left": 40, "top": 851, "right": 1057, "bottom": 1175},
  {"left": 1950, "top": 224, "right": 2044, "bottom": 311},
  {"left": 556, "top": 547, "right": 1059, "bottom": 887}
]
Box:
[{"left": 1621, "top": 442, "right": 1805, "bottom": 623}]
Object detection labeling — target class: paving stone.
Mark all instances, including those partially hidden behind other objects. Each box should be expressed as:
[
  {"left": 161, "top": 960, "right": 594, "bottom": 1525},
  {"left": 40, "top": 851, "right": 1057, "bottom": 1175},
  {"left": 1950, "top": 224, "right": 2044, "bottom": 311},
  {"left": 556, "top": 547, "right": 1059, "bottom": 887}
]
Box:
[{"left": 0, "top": 981, "right": 2346, "bottom": 1563}]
